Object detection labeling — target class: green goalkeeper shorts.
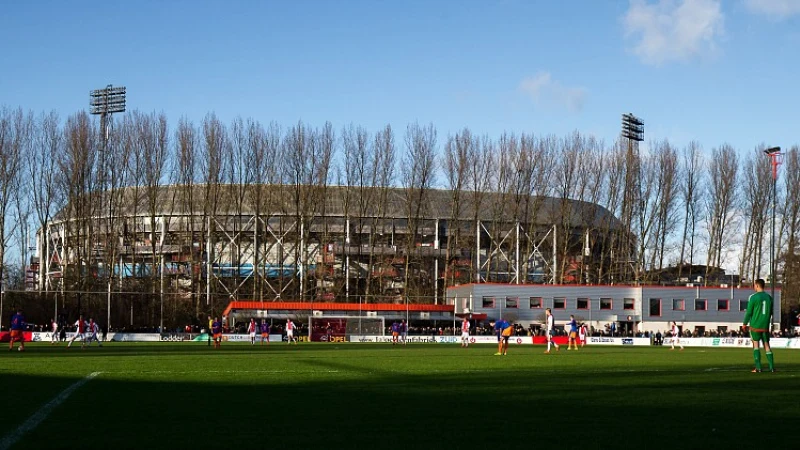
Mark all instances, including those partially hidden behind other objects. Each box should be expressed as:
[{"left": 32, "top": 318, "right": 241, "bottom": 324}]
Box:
[{"left": 749, "top": 330, "right": 770, "bottom": 343}]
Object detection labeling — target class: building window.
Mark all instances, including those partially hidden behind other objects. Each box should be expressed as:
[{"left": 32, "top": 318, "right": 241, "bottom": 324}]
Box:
[
  {"left": 600, "top": 298, "right": 613, "bottom": 310},
  {"left": 739, "top": 300, "right": 748, "bottom": 312},
  {"left": 505, "top": 297, "right": 518, "bottom": 308},
  {"left": 577, "top": 298, "right": 589, "bottom": 310},
  {"left": 529, "top": 297, "right": 543, "bottom": 309},
  {"left": 482, "top": 297, "right": 495, "bottom": 308},
  {"left": 623, "top": 298, "right": 635, "bottom": 310},
  {"left": 717, "top": 299, "right": 729, "bottom": 311},
  {"left": 695, "top": 299, "right": 707, "bottom": 311},
  {"left": 672, "top": 299, "right": 685, "bottom": 311},
  {"left": 649, "top": 298, "right": 661, "bottom": 317},
  {"left": 553, "top": 297, "right": 566, "bottom": 309}
]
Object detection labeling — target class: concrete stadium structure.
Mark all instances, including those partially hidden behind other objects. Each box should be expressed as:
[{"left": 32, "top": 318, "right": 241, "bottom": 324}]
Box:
[{"left": 35, "top": 184, "right": 628, "bottom": 305}]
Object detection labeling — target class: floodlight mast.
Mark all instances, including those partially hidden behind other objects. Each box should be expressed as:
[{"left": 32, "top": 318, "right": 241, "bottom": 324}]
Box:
[
  {"left": 89, "top": 84, "right": 126, "bottom": 336},
  {"left": 763, "top": 146, "right": 782, "bottom": 304},
  {"left": 90, "top": 85, "right": 126, "bottom": 141},
  {"left": 620, "top": 113, "right": 644, "bottom": 284}
]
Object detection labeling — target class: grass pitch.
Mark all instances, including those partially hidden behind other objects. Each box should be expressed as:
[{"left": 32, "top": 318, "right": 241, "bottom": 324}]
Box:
[{"left": 1, "top": 342, "right": 797, "bottom": 449}]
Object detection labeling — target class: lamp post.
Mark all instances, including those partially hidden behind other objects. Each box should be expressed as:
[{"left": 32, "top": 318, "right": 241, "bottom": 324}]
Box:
[{"left": 763, "top": 146, "right": 782, "bottom": 301}]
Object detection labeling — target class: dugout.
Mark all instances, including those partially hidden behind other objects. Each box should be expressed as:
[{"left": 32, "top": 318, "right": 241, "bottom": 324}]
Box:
[{"left": 221, "top": 300, "right": 456, "bottom": 341}]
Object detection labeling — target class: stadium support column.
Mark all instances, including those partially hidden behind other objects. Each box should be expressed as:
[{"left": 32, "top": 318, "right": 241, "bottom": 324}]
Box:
[
  {"left": 434, "top": 218, "right": 439, "bottom": 304},
  {"left": 345, "top": 217, "right": 350, "bottom": 303},
  {"left": 764, "top": 147, "right": 782, "bottom": 302},
  {"left": 300, "top": 217, "right": 305, "bottom": 301},
  {"left": 206, "top": 215, "right": 212, "bottom": 306},
  {"left": 552, "top": 224, "right": 557, "bottom": 284},
  {"left": 515, "top": 222, "right": 520, "bottom": 284},
  {"left": 475, "top": 220, "right": 481, "bottom": 283}
]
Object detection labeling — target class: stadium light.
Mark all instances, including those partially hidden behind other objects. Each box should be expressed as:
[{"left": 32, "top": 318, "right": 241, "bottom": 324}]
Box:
[
  {"left": 621, "top": 113, "right": 644, "bottom": 142},
  {"left": 620, "top": 113, "right": 644, "bottom": 284},
  {"left": 764, "top": 146, "right": 782, "bottom": 302},
  {"left": 90, "top": 84, "right": 127, "bottom": 334}
]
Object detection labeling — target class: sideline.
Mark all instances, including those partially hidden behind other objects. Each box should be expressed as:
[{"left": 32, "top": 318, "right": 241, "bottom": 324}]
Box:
[{"left": 0, "top": 372, "right": 101, "bottom": 450}]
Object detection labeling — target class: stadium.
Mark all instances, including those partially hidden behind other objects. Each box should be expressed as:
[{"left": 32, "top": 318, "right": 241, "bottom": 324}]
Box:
[{"left": 33, "top": 183, "right": 630, "bottom": 329}]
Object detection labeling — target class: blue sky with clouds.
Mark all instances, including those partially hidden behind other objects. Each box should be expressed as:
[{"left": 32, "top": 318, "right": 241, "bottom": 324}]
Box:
[{"left": 1, "top": 0, "right": 798, "bottom": 154}]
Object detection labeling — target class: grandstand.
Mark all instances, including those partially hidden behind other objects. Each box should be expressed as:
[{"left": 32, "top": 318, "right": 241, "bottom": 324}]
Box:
[{"left": 36, "top": 184, "right": 628, "bottom": 312}]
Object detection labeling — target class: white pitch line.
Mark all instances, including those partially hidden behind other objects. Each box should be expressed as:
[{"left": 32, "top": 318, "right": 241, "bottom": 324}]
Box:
[{"left": 0, "top": 372, "right": 101, "bottom": 450}]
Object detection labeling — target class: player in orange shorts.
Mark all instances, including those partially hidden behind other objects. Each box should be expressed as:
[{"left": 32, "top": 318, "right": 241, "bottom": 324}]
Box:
[
  {"left": 9, "top": 308, "right": 26, "bottom": 352},
  {"left": 212, "top": 317, "right": 222, "bottom": 349},
  {"left": 260, "top": 320, "right": 270, "bottom": 345}
]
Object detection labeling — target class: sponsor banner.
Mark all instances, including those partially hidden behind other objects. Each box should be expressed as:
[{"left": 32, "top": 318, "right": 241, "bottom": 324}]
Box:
[
  {"left": 588, "top": 337, "right": 650, "bottom": 346},
  {"left": 109, "top": 333, "right": 162, "bottom": 342},
  {"left": 222, "top": 333, "right": 283, "bottom": 343},
  {"left": 0, "top": 331, "right": 33, "bottom": 342},
  {"left": 349, "top": 335, "right": 568, "bottom": 345},
  {"left": 663, "top": 337, "right": 800, "bottom": 349},
  {"left": 160, "top": 333, "right": 194, "bottom": 342},
  {"left": 192, "top": 333, "right": 284, "bottom": 343}
]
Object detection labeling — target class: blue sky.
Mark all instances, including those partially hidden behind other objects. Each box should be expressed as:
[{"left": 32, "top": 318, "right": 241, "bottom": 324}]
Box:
[{"left": 1, "top": 0, "right": 798, "bottom": 154}]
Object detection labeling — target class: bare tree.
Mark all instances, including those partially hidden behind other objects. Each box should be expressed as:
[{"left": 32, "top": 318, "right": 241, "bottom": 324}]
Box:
[
  {"left": 738, "top": 148, "right": 771, "bottom": 284},
  {"left": 465, "top": 135, "right": 494, "bottom": 283},
  {"left": 200, "top": 114, "right": 226, "bottom": 312},
  {"left": 677, "top": 142, "right": 704, "bottom": 281},
  {"left": 369, "top": 125, "right": 396, "bottom": 301},
  {"left": 59, "top": 111, "right": 100, "bottom": 311},
  {"left": 705, "top": 144, "right": 739, "bottom": 280},
  {"left": 140, "top": 112, "right": 171, "bottom": 327},
  {"left": 400, "top": 122, "right": 437, "bottom": 301},
  {"left": 172, "top": 117, "right": 201, "bottom": 317},
  {"left": 28, "top": 111, "right": 64, "bottom": 292},
  {"left": 648, "top": 140, "right": 680, "bottom": 277},
  {"left": 0, "top": 108, "right": 29, "bottom": 323},
  {"left": 442, "top": 128, "right": 472, "bottom": 288}
]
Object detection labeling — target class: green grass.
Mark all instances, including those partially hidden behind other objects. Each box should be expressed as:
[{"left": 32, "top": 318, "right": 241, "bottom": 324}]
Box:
[{"left": 1, "top": 342, "right": 798, "bottom": 449}]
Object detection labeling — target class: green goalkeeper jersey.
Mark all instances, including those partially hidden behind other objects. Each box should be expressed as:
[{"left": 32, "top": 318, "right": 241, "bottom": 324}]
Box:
[{"left": 743, "top": 291, "right": 773, "bottom": 330}]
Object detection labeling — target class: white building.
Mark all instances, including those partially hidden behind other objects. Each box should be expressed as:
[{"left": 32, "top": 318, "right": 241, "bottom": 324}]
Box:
[{"left": 446, "top": 283, "right": 781, "bottom": 335}]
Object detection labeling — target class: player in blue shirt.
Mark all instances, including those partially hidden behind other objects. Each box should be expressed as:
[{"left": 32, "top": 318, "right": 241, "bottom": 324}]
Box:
[
  {"left": 9, "top": 309, "right": 26, "bottom": 352},
  {"left": 567, "top": 315, "right": 579, "bottom": 351},
  {"left": 260, "top": 320, "right": 270, "bottom": 346},
  {"left": 391, "top": 321, "right": 401, "bottom": 345},
  {"left": 212, "top": 318, "right": 222, "bottom": 349},
  {"left": 492, "top": 319, "right": 512, "bottom": 356}
]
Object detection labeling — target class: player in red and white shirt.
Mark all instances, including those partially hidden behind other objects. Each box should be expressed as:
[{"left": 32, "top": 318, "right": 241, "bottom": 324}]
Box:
[
  {"left": 67, "top": 315, "right": 88, "bottom": 349},
  {"left": 50, "top": 318, "right": 59, "bottom": 345},
  {"left": 247, "top": 318, "right": 257, "bottom": 345},
  {"left": 670, "top": 321, "right": 683, "bottom": 351},
  {"left": 85, "top": 318, "right": 103, "bottom": 347},
  {"left": 286, "top": 319, "right": 297, "bottom": 344},
  {"left": 578, "top": 323, "right": 587, "bottom": 348},
  {"left": 460, "top": 317, "right": 471, "bottom": 347}
]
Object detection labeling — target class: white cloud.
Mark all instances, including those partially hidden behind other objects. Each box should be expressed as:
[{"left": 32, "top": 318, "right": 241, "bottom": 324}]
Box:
[
  {"left": 623, "top": 0, "right": 725, "bottom": 66},
  {"left": 744, "top": 0, "right": 800, "bottom": 18},
  {"left": 518, "top": 72, "right": 588, "bottom": 113}
]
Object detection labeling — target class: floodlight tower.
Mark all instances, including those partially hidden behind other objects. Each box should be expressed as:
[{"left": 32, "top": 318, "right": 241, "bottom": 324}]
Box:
[
  {"left": 764, "top": 146, "right": 782, "bottom": 301},
  {"left": 90, "top": 84, "right": 126, "bottom": 335},
  {"left": 90, "top": 85, "right": 126, "bottom": 141},
  {"left": 621, "top": 113, "right": 644, "bottom": 284}
]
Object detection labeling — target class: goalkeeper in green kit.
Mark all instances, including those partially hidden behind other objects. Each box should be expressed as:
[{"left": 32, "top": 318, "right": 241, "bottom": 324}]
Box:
[{"left": 742, "top": 279, "right": 775, "bottom": 373}]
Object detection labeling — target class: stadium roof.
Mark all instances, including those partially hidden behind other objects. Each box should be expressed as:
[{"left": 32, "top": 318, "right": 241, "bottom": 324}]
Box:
[{"left": 56, "top": 184, "right": 623, "bottom": 230}]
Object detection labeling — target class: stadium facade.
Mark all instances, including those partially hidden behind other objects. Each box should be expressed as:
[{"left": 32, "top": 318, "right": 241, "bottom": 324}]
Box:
[{"left": 36, "top": 184, "right": 628, "bottom": 306}]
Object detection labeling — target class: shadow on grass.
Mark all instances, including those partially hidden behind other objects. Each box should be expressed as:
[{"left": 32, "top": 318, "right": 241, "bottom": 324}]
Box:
[{"left": 1, "top": 345, "right": 798, "bottom": 449}]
